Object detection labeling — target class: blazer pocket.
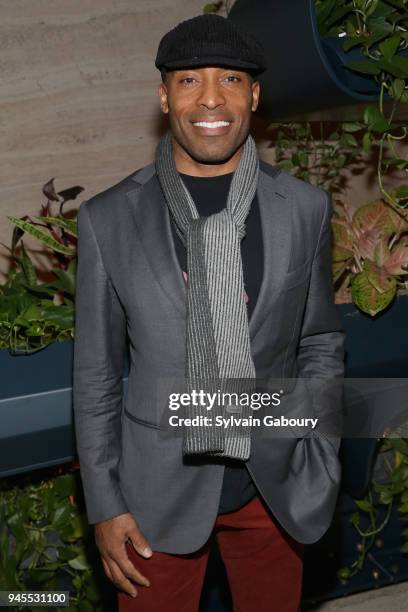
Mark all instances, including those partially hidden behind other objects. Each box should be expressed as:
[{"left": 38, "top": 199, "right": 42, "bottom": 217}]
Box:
[
  {"left": 281, "top": 258, "right": 312, "bottom": 291},
  {"left": 123, "top": 407, "right": 164, "bottom": 430}
]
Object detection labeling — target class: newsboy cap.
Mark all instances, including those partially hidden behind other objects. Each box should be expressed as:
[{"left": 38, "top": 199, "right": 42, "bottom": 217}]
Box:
[{"left": 155, "top": 14, "right": 266, "bottom": 77}]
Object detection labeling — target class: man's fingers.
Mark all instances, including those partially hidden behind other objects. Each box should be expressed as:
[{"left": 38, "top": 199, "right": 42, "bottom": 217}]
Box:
[
  {"left": 108, "top": 557, "right": 139, "bottom": 598},
  {"left": 128, "top": 530, "right": 153, "bottom": 558},
  {"left": 114, "top": 544, "right": 151, "bottom": 587},
  {"left": 101, "top": 557, "right": 113, "bottom": 581}
]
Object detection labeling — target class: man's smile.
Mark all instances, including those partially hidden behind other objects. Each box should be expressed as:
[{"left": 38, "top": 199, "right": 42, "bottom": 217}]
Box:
[{"left": 191, "top": 119, "right": 232, "bottom": 135}]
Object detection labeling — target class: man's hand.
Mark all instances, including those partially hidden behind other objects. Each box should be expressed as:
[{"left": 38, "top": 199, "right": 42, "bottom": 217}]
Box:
[{"left": 95, "top": 512, "right": 153, "bottom": 598}]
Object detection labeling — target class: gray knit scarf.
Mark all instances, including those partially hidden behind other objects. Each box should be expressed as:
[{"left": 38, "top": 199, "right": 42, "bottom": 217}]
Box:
[{"left": 155, "top": 130, "right": 258, "bottom": 460}]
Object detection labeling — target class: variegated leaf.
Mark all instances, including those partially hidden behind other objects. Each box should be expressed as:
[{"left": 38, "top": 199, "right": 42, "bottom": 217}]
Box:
[
  {"left": 384, "top": 244, "right": 408, "bottom": 275},
  {"left": 351, "top": 270, "right": 396, "bottom": 316},
  {"left": 333, "top": 246, "right": 354, "bottom": 263},
  {"left": 7, "top": 216, "right": 75, "bottom": 256},
  {"left": 373, "top": 237, "right": 390, "bottom": 267},
  {"left": 356, "top": 227, "right": 382, "bottom": 259},
  {"left": 353, "top": 201, "right": 390, "bottom": 234},
  {"left": 364, "top": 259, "right": 395, "bottom": 293},
  {"left": 332, "top": 220, "right": 353, "bottom": 250},
  {"left": 33, "top": 216, "right": 78, "bottom": 238}
]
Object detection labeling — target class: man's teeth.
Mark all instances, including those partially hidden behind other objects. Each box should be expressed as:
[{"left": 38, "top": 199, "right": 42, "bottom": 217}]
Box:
[{"left": 193, "top": 121, "right": 230, "bottom": 128}]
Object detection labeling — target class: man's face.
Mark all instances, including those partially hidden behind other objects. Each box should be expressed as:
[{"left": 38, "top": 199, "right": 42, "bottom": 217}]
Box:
[{"left": 158, "top": 66, "right": 260, "bottom": 168}]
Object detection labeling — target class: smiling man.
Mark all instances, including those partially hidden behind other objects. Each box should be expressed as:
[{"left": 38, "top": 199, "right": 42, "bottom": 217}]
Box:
[{"left": 73, "top": 13, "right": 345, "bottom": 612}]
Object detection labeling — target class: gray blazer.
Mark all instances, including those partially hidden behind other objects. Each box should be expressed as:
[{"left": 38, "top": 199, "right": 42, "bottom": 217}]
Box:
[{"left": 72, "top": 158, "right": 345, "bottom": 553}]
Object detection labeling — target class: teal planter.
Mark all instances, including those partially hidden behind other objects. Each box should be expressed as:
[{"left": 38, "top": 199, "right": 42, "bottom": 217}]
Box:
[
  {"left": 0, "top": 341, "right": 131, "bottom": 478},
  {"left": 0, "top": 341, "right": 76, "bottom": 477}
]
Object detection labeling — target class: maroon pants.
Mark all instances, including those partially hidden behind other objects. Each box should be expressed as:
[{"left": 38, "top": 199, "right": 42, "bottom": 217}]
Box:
[{"left": 118, "top": 495, "right": 304, "bottom": 612}]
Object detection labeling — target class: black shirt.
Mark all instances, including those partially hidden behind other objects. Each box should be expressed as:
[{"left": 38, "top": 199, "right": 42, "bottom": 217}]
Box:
[{"left": 169, "top": 170, "right": 263, "bottom": 513}]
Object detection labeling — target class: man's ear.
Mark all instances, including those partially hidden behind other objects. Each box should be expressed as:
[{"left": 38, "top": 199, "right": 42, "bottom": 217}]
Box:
[
  {"left": 251, "top": 80, "right": 260, "bottom": 112},
  {"left": 158, "top": 82, "right": 169, "bottom": 114}
]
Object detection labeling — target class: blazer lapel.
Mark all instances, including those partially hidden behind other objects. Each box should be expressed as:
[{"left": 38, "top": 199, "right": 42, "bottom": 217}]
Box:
[
  {"left": 249, "top": 162, "right": 292, "bottom": 340},
  {"left": 126, "top": 163, "right": 187, "bottom": 317},
  {"left": 125, "top": 160, "right": 292, "bottom": 342}
]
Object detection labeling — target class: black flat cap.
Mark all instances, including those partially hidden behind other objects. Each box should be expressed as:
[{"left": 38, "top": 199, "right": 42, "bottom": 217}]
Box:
[{"left": 155, "top": 14, "right": 266, "bottom": 77}]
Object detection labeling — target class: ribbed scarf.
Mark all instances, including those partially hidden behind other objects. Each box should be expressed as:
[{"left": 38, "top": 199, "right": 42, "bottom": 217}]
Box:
[{"left": 155, "top": 130, "right": 258, "bottom": 460}]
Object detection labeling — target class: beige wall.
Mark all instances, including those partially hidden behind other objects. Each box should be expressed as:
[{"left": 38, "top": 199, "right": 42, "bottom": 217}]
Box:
[
  {"left": 1, "top": 0, "right": 406, "bottom": 280},
  {"left": 0, "top": 0, "right": 207, "bottom": 279}
]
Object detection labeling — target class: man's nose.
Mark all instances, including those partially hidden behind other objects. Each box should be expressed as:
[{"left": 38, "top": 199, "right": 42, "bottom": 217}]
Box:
[{"left": 196, "top": 81, "right": 226, "bottom": 109}]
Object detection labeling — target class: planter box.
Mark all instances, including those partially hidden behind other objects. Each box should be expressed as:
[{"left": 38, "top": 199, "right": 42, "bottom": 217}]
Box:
[
  {"left": 0, "top": 341, "right": 76, "bottom": 477},
  {"left": 338, "top": 294, "right": 408, "bottom": 498},
  {"left": 338, "top": 293, "right": 408, "bottom": 378},
  {"left": 0, "top": 341, "right": 131, "bottom": 478}
]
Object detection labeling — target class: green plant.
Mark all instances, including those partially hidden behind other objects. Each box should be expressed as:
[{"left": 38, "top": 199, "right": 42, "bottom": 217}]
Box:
[
  {"left": 314, "top": 0, "right": 408, "bottom": 313},
  {"left": 271, "top": 1, "right": 408, "bottom": 314},
  {"left": 315, "top": 0, "right": 408, "bottom": 203},
  {"left": 338, "top": 435, "right": 408, "bottom": 583},
  {"left": 0, "top": 179, "right": 82, "bottom": 354},
  {"left": 332, "top": 196, "right": 408, "bottom": 313},
  {"left": 0, "top": 466, "right": 102, "bottom": 611}
]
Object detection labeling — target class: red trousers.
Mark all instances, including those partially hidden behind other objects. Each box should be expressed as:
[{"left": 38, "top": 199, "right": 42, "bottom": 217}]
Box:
[{"left": 118, "top": 495, "right": 304, "bottom": 612}]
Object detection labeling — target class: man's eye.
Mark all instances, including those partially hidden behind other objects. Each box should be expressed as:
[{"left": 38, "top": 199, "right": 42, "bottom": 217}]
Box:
[
  {"left": 225, "top": 75, "right": 241, "bottom": 82},
  {"left": 180, "top": 77, "right": 196, "bottom": 84}
]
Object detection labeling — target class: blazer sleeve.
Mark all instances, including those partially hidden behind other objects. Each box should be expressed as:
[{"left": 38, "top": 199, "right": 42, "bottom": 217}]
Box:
[
  {"left": 73, "top": 201, "right": 129, "bottom": 524},
  {"left": 296, "top": 190, "right": 346, "bottom": 451}
]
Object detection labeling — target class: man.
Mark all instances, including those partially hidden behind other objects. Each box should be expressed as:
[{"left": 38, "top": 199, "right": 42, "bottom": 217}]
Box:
[{"left": 73, "top": 13, "right": 345, "bottom": 612}]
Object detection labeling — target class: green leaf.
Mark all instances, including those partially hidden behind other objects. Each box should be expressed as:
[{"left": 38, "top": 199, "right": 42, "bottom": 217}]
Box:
[
  {"left": 68, "top": 552, "right": 91, "bottom": 571},
  {"left": 379, "top": 491, "right": 393, "bottom": 504},
  {"left": 59, "top": 547, "right": 81, "bottom": 562},
  {"left": 316, "top": 0, "right": 337, "bottom": 34},
  {"left": 54, "top": 474, "right": 75, "bottom": 498},
  {"left": 355, "top": 499, "right": 374, "bottom": 512},
  {"left": 379, "top": 34, "right": 401, "bottom": 59},
  {"left": 52, "top": 268, "right": 76, "bottom": 296},
  {"left": 363, "top": 106, "right": 390, "bottom": 133},
  {"left": 33, "top": 216, "right": 78, "bottom": 238},
  {"left": 363, "top": 131, "right": 373, "bottom": 154},
  {"left": 7, "top": 217, "right": 75, "bottom": 256},
  {"left": 338, "top": 567, "right": 351, "bottom": 581},
  {"left": 52, "top": 503, "right": 72, "bottom": 529},
  {"left": 72, "top": 574, "right": 82, "bottom": 590},
  {"left": 342, "top": 60, "right": 381, "bottom": 75},
  {"left": 351, "top": 270, "right": 396, "bottom": 315},
  {"left": 20, "top": 242, "right": 37, "bottom": 287},
  {"left": 377, "top": 55, "right": 408, "bottom": 78},
  {"left": 342, "top": 122, "right": 363, "bottom": 133},
  {"left": 339, "top": 133, "right": 358, "bottom": 148},
  {"left": 366, "top": 0, "right": 380, "bottom": 16},
  {"left": 342, "top": 34, "right": 373, "bottom": 52},
  {"left": 365, "top": 260, "right": 396, "bottom": 294},
  {"left": 382, "top": 157, "right": 407, "bottom": 168}
]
